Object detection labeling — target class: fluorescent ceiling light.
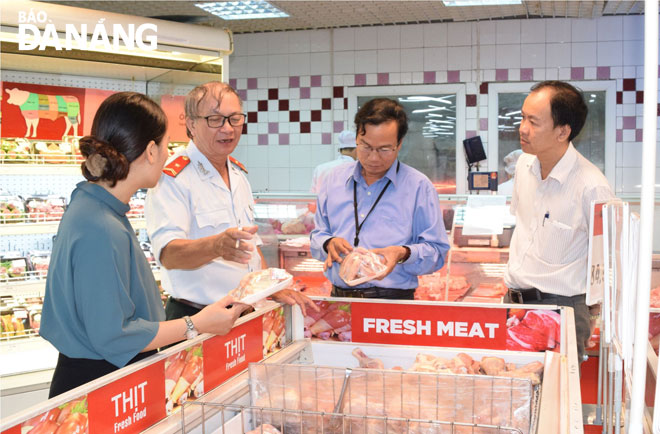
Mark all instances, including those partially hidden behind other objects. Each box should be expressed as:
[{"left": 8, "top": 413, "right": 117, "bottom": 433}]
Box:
[
  {"left": 196, "top": 1, "right": 289, "bottom": 20},
  {"left": 443, "top": 0, "right": 522, "bottom": 6}
]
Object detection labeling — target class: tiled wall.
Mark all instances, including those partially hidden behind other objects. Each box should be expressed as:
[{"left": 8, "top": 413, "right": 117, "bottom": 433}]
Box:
[{"left": 228, "top": 15, "right": 655, "bottom": 194}]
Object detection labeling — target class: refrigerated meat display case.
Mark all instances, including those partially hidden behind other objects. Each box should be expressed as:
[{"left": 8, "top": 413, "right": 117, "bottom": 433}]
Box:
[{"left": 2, "top": 297, "right": 583, "bottom": 433}]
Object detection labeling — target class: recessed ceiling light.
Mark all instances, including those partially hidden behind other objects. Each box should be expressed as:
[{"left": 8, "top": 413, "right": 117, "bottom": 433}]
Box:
[
  {"left": 195, "top": 1, "right": 289, "bottom": 20},
  {"left": 443, "top": 0, "right": 522, "bottom": 6}
]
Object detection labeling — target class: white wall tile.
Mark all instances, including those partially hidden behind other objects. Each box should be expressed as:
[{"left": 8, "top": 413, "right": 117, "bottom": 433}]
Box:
[
  {"left": 533, "top": 68, "right": 545, "bottom": 81},
  {"left": 597, "top": 41, "right": 622, "bottom": 67},
  {"left": 289, "top": 30, "right": 311, "bottom": 53},
  {"left": 610, "top": 66, "right": 623, "bottom": 79},
  {"left": 401, "top": 48, "right": 423, "bottom": 72},
  {"left": 247, "top": 167, "right": 268, "bottom": 192},
  {"left": 233, "top": 34, "right": 249, "bottom": 56},
  {"left": 571, "top": 42, "right": 597, "bottom": 67},
  {"left": 334, "top": 51, "right": 355, "bottom": 74},
  {"left": 496, "top": 20, "right": 520, "bottom": 44},
  {"left": 545, "top": 68, "right": 558, "bottom": 80},
  {"left": 622, "top": 16, "right": 644, "bottom": 41},
  {"left": 289, "top": 145, "right": 311, "bottom": 168},
  {"left": 495, "top": 44, "right": 521, "bottom": 69},
  {"left": 333, "top": 28, "right": 354, "bottom": 51},
  {"left": 289, "top": 53, "right": 310, "bottom": 76},
  {"left": 447, "top": 22, "right": 472, "bottom": 46},
  {"left": 424, "top": 47, "right": 448, "bottom": 71},
  {"left": 355, "top": 27, "right": 379, "bottom": 50},
  {"left": 246, "top": 33, "right": 268, "bottom": 56},
  {"left": 546, "top": 18, "right": 571, "bottom": 43},
  {"left": 229, "top": 56, "right": 247, "bottom": 78},
  {"left": 423, "top": 23, "right": 448, "bottom": 47},
  {"left": 248, "top": 145, "right": 269, "bottom": 166},
  {"left": 413, "top": 71, "right": 425, "bottom": 83},
  {"left": 268, "top": 146, "right": 290, "bottom": 168},
  {"left": 447, "top": 46, "right": 471, "bottom": 70},
  {"left": 483, "top": 69, "right": 496, "bottom": 81},
  {"left": 389, "top": 72, "right": 401, "bottom": 85},
  {"left": 310, "top": 52, "right": 332, "bottom": 74},
  {"left": 623, "top": 40, "right": 643, "bottom": 66},
  {"left": 247, "top": 56, "right": 269, "bottom": 78},
  {"left": 520, "top": 44, "right": 545, "bottom": 68},
  {"left": 355, "top": 50, "right": 378, "bottom": 73},
  {"left": 401, "top": 24, "right": 424, "bottom": 48},
  {"left": 584, "top": 67, "right": 597, "bottom": 79},
  {"left": 478, "top": 43, "right": 496, "bottom": 69},
  {"left": 289, "top": 168, "right": 313, "bottom": 192},
  {"left": 375, "top": 49, "right": 399, "bottom": 73},
  {"left": 310, "top": 146, "right": 334, "bottom": 165},
  {"left": 557, "top": 67, "right": 571, "bottom": 80},
  {"left": 622, "top": 142, "right": 642, "bottom": 167},
  {"left": 546, "top": 43, "right": 571, "bottom": 67},
  {"left": 521, "top": 19, "right": 545, "bottom": 44},
  {"left": 400, "top": 72, "right": 412, "bottom": 84},
  {"left": 267, "top": 32, "right": 289, "bottom": 54},
  {"left": 597, "top": 16, "right": 622, "bottom": 42},
  {"left": 378, "top": 26, "right": 401, "bottom": 49},
  {"left": 477, "top": 21, "right": 496, "bottom": 46},
  {"left": 311, "top": 30, "right": 332, "bottom": 51},
  {"left": 622, "top": 66, "right": 637, "bottom": 77},
  {"left": 268, "top": 54, "right": 289, "bottom": 76},
  {"left": 571, "top": 18, "right": 598, "bottom": 42},
  {"left": 268, "top": 168, "right": 290, "bottom": 190}
]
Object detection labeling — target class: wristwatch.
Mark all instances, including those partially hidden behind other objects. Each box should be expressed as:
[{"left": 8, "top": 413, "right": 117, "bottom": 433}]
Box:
[
  {"left": 183, "top": 316, "right": 199, "bottom": 340},
  {"left": 397, "top": 246, "right": 411, "bottom": 264}
]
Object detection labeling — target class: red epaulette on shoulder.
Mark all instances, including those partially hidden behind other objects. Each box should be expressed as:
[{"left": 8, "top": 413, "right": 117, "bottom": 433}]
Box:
[
  {"left": 162, "top": 155, "right": 190, "bottom": 177},
  {"left": 229, "top": 156, "right": 248, "bottom": 174}
]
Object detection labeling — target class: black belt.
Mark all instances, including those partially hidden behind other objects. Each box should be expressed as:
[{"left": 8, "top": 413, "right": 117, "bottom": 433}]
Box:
[
  {"left": 332, "top": 285, "right": 414, "bottom": 299},
  {"left": 508, "top": 288, "right": 562, "bottom": 303},
  {"left": 170, "top": 297, "right": 207, "bottom": 310}
]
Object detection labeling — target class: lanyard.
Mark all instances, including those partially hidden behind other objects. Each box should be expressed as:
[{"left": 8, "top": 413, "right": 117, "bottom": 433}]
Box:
[{"left": 352, "top": 161, "right": 399, "bottom": 247}]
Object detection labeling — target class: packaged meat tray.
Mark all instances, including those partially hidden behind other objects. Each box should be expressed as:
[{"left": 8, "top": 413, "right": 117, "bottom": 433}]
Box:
[
  {"left": 25, "top": 195, "right": 66, "bottom": 222},
  {"left": 29, "top": 251, "right": 51, "bottom": 277},
  {"left": 34, "top": 141, "right": 71, "bottom": 164},
  {"left": 229, "top": 268, "right": 293, "bottom": 305},
  {"left": 338, "top": 247, "right": 388, "bottom": 287},
  {"left": 0, "top": 255, "right": 30, "bottom": 280},
  {"left": 0, "top": 193, "right": 26, "bottom": 224},
  {"left": 0, "top": 138, "right": 32, "bottom": 162}
]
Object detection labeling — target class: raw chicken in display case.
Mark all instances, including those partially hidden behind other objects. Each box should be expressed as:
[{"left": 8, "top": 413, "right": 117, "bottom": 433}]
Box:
[{"left": 24, "top": 194, "right": 66, "bottom": 222}]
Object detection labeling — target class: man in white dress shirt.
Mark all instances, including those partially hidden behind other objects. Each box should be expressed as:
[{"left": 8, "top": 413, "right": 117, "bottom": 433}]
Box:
[
  {"left": 504, "top": 81, "right": 614, "bottom": 363},
  {"left": 146, "top": 82, "right": 315, "bottom": 321},
  {"left": 309, "top": 130, "right": 357, "bottom": 194}
]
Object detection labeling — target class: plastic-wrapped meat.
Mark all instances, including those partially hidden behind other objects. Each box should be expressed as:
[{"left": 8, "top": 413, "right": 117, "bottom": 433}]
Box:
[
  {"left": 352, "top": 348, "right": 384, "bottom": 369},
  {"left": 470, "top": 282, "right": 508, "bottom": 298},
  {"left": 651, "top": 286, "right": 660, "bottom": 308},
  {"left": 229, "top": 268, "right": 292, "bottom": 303},
  {"left": 414, "top": 273, "right": 470, "bottom": 301},
  {"left": 245, "top": 424, "right": 281, "bottom": 434},
  {"left": 339, "top": 247, "right": 387, "bottom": 286}
]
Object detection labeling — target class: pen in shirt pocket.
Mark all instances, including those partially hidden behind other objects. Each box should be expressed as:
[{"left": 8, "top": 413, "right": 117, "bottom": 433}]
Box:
[{"left": 542, "top": 211, "right": 549, "bottom": 226}]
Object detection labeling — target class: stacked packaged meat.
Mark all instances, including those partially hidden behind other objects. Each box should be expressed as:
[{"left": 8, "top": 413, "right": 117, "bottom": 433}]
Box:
[
  {"left": 0, "top": 295, "right": 43, "bottom": 338},
  {"left": 0, "top": 192, "right": 27, "bottom": 224},
  {"left": 0, "top": 253, "right": 30, "bottom": 280},
  {"left": 127, "top": 189, "right": 146, "bottom": 218},
  {"left": 33, "top": 141, "right": 71, "bottom": 163},
  {"left": 24, "top": 195, "right": 66, "bottom": 222},
  {"left": 248, "top": 346, "right": 538, "bottom": 433},
  {"left": 0, "top": 138, "right": 32, "bottom": 162},
  {"left": 304, "top": 300, "right": 351, "bottom": 341}
]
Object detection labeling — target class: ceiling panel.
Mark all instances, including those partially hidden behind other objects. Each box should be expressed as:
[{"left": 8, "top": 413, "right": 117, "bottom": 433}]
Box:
[{"left": 43, "top": 1, "right": 644, "bottom": 34}]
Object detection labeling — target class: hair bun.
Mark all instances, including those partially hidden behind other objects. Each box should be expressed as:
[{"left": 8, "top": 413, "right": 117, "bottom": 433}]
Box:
[{"left": 79, "top": 135, "right": 129, "bottom": 183}]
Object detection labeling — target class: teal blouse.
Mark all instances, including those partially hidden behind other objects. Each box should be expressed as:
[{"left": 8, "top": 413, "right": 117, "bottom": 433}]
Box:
[{"left": 41, "top": 182, "right": 164, "bottom": 368}]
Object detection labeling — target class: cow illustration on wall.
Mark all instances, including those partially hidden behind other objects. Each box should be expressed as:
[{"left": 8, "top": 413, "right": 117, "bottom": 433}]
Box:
[{"left": 5, "top": 88, "right": 81, "bottom": 138}]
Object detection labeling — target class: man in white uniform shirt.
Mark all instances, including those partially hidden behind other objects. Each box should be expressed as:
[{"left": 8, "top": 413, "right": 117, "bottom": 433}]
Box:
[
  {"left": 505, "top": 81, "right": 613, "bottom": 363},
  {"left": 310, "top": 130, "right": 357, "bottom": 194},
  {"left": 146, "top": 82, "right": 315, "bottom": 320}
]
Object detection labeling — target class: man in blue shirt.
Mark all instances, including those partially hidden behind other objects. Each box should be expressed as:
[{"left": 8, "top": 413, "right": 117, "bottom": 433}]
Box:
[{"left": 310, "top": 98, "right": 450, "bottom": 299}]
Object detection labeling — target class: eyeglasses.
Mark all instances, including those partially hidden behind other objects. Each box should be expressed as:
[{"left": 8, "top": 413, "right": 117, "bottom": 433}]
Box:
[
  {"left": 357, "top": 143, "right": 397, "bottom": 157},
  {"left": 196, "top": 113, "right": 246, "bottom": 128}
]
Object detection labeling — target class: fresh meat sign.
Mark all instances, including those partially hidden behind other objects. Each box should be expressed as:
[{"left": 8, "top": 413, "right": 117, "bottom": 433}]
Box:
[{"left": 351, "top": 303, "right": 507, "bottom": 349}]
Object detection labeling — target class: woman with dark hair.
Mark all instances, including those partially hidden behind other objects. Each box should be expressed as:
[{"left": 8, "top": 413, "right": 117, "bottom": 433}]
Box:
[{"left": 40, "top": 92, "right": 248, "bottom": 397}]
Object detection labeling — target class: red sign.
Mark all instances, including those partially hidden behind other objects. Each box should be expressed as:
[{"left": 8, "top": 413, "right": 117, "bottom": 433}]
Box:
[
  {"left": 351, "top": 303, "right": 507, "bottom": 349},
  {"left": 593, "top": 203, "right": 605, "bottom": 236},
  {"left": 203, "top": 317, "right": 263, "bottom": 391},
  {"left": 160, "top": 95, "right": 188, "bottom": 143},
  {"left": 1, "top": 425, "right": 20, "bottom": 434},
  {"left": 2, "top": 82, "right": 86, "bottom": 140},
  {"left": 88, "top": 360, "right": 166, "bottom": 434}
]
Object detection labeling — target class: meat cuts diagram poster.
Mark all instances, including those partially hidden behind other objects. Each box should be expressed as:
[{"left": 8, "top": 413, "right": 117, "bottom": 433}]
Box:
[{"left": 2, "top": 82, "right": 86, "bottom": 140}]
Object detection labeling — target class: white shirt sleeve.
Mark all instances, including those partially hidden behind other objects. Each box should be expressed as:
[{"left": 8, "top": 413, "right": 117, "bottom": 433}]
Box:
[{"left": 145, "top": 174, "right": 192, "bottom": 264}]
